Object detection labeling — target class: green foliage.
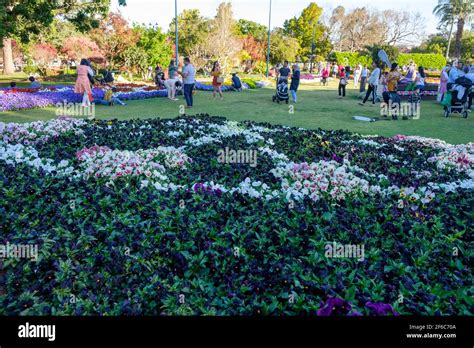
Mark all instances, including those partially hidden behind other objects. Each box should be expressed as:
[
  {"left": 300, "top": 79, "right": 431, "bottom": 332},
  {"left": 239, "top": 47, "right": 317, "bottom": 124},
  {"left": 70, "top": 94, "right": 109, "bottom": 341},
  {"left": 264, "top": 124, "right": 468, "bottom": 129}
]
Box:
[
  {"left": 168, "top": 9, "right": 210, "bottom": 57},
  {"left": 252, "top": 61, "right": 268, "bottom": 74},
  {"left": 398, "top": 53, "right": 447, "bottom": 70},
  {"left": 283, "top": 2, "right": 331, "bottom": 60},
  {"left": 270, "top": 29, "right": 300, "bottom": 64},
  {"left": 240, "top": 78, "right": 257, "bottom": 89},
  {"left": 328, "top": 52, "right": 372, "bottom": 66},
  {"left": 235, "top": 19, "right": 267, "bottom": 42},
  {"left": 135, "top": 25, "right": 173, "bottom": 69}
]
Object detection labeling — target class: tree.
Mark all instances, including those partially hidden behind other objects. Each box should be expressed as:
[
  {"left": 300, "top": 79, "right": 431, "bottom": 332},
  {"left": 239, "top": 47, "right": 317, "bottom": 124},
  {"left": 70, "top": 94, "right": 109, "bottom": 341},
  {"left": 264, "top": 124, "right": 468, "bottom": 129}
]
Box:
[
  {"left": 0, "top": 0, "right": 126, "bottom": 74},
  {"left": 269, "top": 28, "right": 300, "bottom": 64},
  {"left": 283, "top": 2, "right": 330, "bottom": 61},
  {"left": 62, "top": 36, "right": 102, "bottom": 63},
  {"left": 433, "top": 0, "right": 473, "bottom": 58},
  {"left": 412, "top": 31, "right": 474, "bottom": 61},
  {"left": 380, "top": 10, "right": 425, "bottom": 46},
  {"left": 205, "top": 2, "right": 242, "bottom": 72},
  {"left": 123, "top": 46, "right": 149, "bottom": 79},
  {"left": 240, "top": 35, "right": 265, "bottom": 72},
  {"left": 135, "top": 25, "right": 173, "bottom": 69},
  {"left": 168, "top": 9, "right": 210, "bottom": 58},
  {"left": 234, "top": 19, "right": 267, "bottom": 42},
  {"left": 29, "top": 43, "right": 57, "bottom": 76},
  {"left": 89, "top": 12, "right": 139, "bottom": 69}
]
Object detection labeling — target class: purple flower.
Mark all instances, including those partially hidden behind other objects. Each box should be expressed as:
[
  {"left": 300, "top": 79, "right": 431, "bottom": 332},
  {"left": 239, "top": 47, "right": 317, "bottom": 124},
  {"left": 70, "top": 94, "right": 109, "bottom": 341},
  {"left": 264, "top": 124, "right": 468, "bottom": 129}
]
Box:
[
  {"left": 317, "top": 297, "right": 352, "bottom": 316},
  {"left": 365, "top": 301, "right": 399, "bottom": 316}
]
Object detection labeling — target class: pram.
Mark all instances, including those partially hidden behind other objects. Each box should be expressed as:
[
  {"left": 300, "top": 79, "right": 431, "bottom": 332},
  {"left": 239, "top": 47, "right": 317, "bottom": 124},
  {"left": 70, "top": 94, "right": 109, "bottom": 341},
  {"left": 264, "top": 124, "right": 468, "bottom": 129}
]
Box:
[
  {"left": 272, "top": 78, "right": 289, "bottom": 104},
  {"left": 443, "top": 76, "right": 472, "bottom": 118},
  {"left": 95, "top": 70, "right": 114, "bottom": 85},
  {"left": 155, "top": 71, "right": 165, "bottom": 89}
]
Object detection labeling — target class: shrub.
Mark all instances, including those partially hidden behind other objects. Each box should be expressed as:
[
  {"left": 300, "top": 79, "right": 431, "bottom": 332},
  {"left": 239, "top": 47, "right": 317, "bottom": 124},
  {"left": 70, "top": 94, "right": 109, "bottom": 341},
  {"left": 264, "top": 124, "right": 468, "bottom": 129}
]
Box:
[
  {"left": 398, "top": 54, "right": 446, "bottom": 70},
  {"left": 252, "top": 61, "right": 267, "bottom": 75}
]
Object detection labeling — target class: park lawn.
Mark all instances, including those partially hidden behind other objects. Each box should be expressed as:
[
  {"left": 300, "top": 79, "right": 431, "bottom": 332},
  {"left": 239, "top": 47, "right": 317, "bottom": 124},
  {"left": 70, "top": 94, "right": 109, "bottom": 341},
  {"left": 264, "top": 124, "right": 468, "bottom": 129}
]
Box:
[{"left": 0, "top": 79, "right": 473, "bottom": 144}]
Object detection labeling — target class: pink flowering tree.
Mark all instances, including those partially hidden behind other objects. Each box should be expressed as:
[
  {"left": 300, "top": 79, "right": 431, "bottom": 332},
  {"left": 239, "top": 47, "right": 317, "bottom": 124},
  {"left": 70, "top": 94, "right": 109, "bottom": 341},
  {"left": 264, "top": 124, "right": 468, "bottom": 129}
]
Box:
[
  {"left": 29, "top": 43, "right": 58, "bottom": 76},
  {"left": 61, "top": 36, "right": 103, "bottom": 64}
]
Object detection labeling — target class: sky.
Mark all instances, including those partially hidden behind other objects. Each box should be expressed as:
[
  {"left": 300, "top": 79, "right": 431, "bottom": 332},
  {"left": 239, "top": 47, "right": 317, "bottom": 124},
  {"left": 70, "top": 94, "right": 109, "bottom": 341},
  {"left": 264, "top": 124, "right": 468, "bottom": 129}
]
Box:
[{"left": 111, "top": 0, "right": 440, "bottom": 39}]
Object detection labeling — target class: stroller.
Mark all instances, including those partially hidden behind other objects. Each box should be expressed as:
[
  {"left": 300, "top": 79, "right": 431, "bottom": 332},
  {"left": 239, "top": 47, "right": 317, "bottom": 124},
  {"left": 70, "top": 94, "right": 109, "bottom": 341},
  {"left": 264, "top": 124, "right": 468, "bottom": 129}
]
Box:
[
  {"left": 95, "top": 69, "right": 114, "bottom": 85},
  {"left": 272, "top": 78, "right": 289, "bottom": 104},
  {"left": 155, "top": 70, "right": 165, "bottom": 89},
  {"left": 443, "top": 76, "right": 472, "bottom": 118}
]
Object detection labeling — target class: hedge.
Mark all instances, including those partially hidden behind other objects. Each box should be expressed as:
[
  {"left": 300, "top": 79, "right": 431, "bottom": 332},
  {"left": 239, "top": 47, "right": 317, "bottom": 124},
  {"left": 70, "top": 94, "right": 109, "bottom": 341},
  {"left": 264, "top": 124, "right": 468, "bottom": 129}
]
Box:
[{"left": 329, "top": 52, "right": 446, "bottom": 70}]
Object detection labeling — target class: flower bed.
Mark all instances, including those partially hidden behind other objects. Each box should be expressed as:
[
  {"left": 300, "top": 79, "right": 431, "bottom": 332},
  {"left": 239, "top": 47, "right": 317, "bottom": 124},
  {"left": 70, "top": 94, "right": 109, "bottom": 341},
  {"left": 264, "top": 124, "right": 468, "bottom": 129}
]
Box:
[
  {"left": 0, "top": 115, "right": 472, "bottom": 315},
  {"left": 0, "top": 82, "right": 247, "bottom": 112}
]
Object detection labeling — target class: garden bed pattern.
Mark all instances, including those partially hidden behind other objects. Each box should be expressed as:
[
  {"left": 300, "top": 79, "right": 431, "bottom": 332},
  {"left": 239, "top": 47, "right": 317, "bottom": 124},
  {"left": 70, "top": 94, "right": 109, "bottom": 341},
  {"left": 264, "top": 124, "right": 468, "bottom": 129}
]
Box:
[{"left": 0, "top": 115, "right": 472, "bottom": 315}]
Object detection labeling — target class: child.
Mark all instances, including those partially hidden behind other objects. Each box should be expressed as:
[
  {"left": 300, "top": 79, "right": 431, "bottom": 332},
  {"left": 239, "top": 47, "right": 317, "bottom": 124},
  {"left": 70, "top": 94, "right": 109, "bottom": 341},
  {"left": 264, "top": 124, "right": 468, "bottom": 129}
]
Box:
[
  {"left": 321, "top": 67, "right": 329, "bottom": 86},
  {"left": 231, "top": 73, "right": 242, "bottom": 92},
  {"left": 29, "top": 76, "right": 41, "bottom": 88},
  {"left": 95, "top": 86, "right": 126, "bottom": 106}
]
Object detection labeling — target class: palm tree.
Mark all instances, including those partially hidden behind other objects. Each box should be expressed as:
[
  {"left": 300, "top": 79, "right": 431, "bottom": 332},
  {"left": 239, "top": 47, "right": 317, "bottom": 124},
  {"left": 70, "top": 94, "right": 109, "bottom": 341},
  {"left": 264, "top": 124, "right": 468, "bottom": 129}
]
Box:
[{"left": 433, "top": 0, "right": 473, "bottom": 59}]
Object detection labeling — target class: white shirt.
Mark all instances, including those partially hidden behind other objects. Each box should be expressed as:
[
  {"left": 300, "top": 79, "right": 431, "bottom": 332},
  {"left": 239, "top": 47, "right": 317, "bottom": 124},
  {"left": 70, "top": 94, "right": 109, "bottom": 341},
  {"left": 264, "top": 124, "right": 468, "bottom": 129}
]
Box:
[
  {"left": 361, "top": 68, "right": 368, "bottom": 77},
  {"left": 368, "top": 68, "right": 380, "bottom": 85},
  {"left": 182, "top": 63, "right": 196, "bottom": 84}
]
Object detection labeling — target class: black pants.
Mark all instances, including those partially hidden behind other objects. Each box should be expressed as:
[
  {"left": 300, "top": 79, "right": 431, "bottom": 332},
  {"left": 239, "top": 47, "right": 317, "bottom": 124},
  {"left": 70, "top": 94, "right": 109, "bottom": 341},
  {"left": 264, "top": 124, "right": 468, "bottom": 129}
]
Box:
[
  {"left": 338, "top": 83, "right": 346, "bottom": 97},
  {"left": 183, "top": 83, "right": 194, "bottom": 106},
  {"left": 363, "top": 84, "right": 376, "bottom": 104}
]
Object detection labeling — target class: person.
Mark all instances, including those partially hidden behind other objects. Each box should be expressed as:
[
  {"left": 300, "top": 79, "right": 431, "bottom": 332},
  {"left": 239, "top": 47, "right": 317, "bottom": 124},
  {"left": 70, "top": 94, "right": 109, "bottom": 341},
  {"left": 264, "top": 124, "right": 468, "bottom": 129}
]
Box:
[
  {"left": 9, "top": 82, "right": 17, "bottom": 89},
  {"left": 29, "top": 76, "right": 41, "bottom": 88},
  {"left": 231, "top": 73, "right": 242, "bottom": 92},
  {"left": 278, "top": 61, "right": 290, "bottom": 84},
  {"left": 382, "top": 63, "right": 402, "bottom": 106},
  {"left": 463, "top": 65, "right": 474, "bottom": 109},
  {"left": 75, "top": 58, "right": 94, "bottom": 107},
  {"left": 405, "top": 60, "right": 416, "bottom": 80},
  {"left": 95, "top": 86, "right": 127, "bottom": 106},
  {"left": 290, "top": 63, "right": 300, "bottom": 103},
  {"left": 154, "top": 65, "right": 165, "bottom": 88},
  {"left": 168, "top": 59, "right": 177, "bottom": 80},
  {"left": 438, "top": 64, "right": 450, "bottom": 103},
  {"left": 353, "top": 64, "right": 361, "bottom": 87},
  {"left": 332, "top": 63, "right": 338, "bottom": 78},
  {"left": 345, "top": 65, "right": 351, "bottom": 80},
  {"left": 360, "top": 65, "right": 369, "bottom": 92},
  {"left": 178, "top": 57, "right": 196, "bottom": 108},
  {"left": 211, "top": 61, "right": 224, "bottom": 100},
  {"left": 338, "top": 68, "right": 347, "bottom": 99},
  {"left": 359, "top": 62, "right": 380, "bottom": 106},
  {"left": 164, "top": 70, "right": 180, "bottom": 100},
  {"left": 448, "top": 60, "right": 464, "bottom": 89},
  {"left": 414, "top": 66, "right": 426, "bottom": 92},
  {"left": 321, "top": 66, "right": 329, "bottom": 86}
]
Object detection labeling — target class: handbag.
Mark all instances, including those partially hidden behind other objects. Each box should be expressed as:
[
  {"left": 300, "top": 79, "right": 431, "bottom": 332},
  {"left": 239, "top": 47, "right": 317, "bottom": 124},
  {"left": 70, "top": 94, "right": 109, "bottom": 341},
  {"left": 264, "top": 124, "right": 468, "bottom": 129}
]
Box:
[
  {"left": 216, "top": 76, "right": 224, "bottom": 84},
  {"left": 340, "top": 78, "right": 347, "bottom": 86}
]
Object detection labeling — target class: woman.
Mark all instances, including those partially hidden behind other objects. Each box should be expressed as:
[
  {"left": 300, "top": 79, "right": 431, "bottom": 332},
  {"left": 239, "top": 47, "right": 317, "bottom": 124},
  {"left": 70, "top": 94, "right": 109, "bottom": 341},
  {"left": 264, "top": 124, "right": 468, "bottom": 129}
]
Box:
[
  {"left": 74, "top": 58, "right": 93, "bottom": 107},
  {"left": 338, "top": 68, "right": 347, "bottom": 99},
  {"left": 290, "top": 64, "right": 300, "bottom": 103},
  {"left": 414, "top": 66, "right": 426, "bottom": 92},
  {"left": 164, "top": 70, "right": 179, "bottom": 101},
  {"left": 353, "top": 64, "right": 361, "bottom": 87},
  {"left": 211, "top": 61, "right": 224, "bottom": 100},
  {"left": 168, "top": 59, "right": 177, "bottom": 79},
  {"left": 438, "top": 64, "right": 450, "bottom": 102},
  {"left": 382, "top": 63, "right": 402, "bottom": 106}
]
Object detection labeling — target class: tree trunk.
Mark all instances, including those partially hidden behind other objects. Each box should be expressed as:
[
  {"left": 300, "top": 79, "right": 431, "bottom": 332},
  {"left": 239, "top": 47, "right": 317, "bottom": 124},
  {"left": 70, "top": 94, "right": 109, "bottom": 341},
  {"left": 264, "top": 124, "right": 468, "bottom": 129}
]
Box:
[
  {"left": 445, "top": 20, "right": 454, "bottom": 61},
  {"left": 453, "top": 17, "right": 465, "bottom": 59},
  {"left": 2, "top": 38, "right": 15, "bottom": 75}
]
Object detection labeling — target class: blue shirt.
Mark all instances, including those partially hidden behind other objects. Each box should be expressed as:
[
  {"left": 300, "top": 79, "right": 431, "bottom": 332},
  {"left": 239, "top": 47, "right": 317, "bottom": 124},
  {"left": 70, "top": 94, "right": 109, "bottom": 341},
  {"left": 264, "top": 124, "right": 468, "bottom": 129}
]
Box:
[
  {"left": 231, "top": 76, "right": 241, "bottom": 88},
  {"left": 448, "top": 68, "right": 464, "bottom": 83}
]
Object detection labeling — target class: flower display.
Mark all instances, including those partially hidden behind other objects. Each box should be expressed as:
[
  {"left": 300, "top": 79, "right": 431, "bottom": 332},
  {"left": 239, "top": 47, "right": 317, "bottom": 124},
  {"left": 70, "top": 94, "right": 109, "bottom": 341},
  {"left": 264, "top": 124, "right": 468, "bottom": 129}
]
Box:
[{"left": 0, "top": 115, "right": 472, "bottom": 316}]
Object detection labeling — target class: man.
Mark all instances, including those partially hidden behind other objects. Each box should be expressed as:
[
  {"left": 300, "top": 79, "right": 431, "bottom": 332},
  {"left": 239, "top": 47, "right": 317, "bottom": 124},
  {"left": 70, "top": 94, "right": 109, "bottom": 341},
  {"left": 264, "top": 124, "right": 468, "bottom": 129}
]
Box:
[
  {"left": 359, "top": 62, "right": 380, "bottom": 106},
  {"left": 278, "top": 61, "right": 290, "bottom": 84},
  {"left": 179, "top": 57, "right": 196, "bottom": 108},
  {"left": 448, "top": 60, "right": 464, "bottom": 89}
]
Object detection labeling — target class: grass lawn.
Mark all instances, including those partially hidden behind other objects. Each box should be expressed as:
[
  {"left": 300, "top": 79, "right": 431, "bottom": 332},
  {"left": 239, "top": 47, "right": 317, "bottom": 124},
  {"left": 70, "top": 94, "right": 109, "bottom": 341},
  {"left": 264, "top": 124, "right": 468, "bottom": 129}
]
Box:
[{"left": 1, "top": 78, "right": 473, "bottom": 144}]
